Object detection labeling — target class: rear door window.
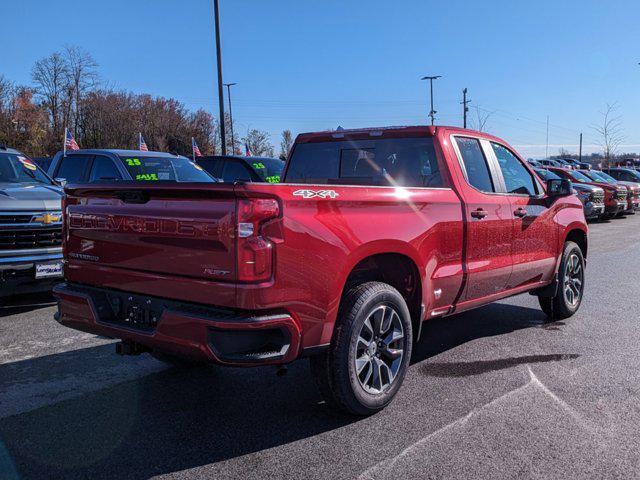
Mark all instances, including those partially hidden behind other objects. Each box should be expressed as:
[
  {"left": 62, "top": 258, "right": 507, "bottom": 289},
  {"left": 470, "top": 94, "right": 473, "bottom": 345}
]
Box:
[
  {"left": 285, "top": 137, "right": 443, "bottom": 187},
  {"left": 89, "top": 156, "right": 122, "bottom": 182},
  {"left": 221, "top": 160, "right": 254, "bottom": 182},
  {"left": 454, "top": 137, "right": 495, "bottom": 193},
  {"left": 196, "top": 158, "right": 222, "bottom": 178},
  {"left": 247, "top": 158, "right": 284, "bottom": 183},
  {"left": 55, "top": 155, "right": 92, "bottom": 183}
]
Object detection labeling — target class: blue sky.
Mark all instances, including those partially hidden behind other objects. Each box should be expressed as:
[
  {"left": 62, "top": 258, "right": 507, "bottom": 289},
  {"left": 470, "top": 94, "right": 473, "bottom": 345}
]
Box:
[{"left": 3, "top": 0, "right": 640, "bottom": 157}]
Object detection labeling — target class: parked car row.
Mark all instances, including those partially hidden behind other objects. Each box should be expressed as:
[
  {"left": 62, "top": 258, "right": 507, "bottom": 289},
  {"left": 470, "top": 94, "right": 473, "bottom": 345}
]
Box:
[{"left": 533, "top": 163, "right": 640, "bottom": 221}]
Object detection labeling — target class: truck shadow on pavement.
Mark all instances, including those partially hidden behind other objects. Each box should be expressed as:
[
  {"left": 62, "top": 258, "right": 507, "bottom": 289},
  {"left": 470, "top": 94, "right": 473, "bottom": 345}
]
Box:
[
  {"left": 0, "top": 293, "right": 55, "bottom": 318},
  {"left": 0, "top": 301, "right": 569, "bottom": 480}
]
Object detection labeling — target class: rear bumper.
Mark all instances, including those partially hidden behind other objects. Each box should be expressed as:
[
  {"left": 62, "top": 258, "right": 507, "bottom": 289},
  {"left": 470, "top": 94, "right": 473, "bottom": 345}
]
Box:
[
  {"left": 53, "top": 282, "right": 301, "bottom": 366},
  {"left": 0, "top": 250, "right": 63, "bottom": 296}
]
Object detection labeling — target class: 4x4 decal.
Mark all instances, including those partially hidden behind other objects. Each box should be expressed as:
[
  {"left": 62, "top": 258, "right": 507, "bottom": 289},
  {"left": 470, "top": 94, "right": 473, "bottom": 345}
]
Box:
[{"left": 292, "top": 189, "right": 339, "bottom": 199}]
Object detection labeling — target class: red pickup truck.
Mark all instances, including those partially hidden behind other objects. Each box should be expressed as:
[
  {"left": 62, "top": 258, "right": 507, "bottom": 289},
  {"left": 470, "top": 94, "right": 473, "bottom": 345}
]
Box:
[{"left": 54, "top": 126, "right": 588, "bottom": 415}]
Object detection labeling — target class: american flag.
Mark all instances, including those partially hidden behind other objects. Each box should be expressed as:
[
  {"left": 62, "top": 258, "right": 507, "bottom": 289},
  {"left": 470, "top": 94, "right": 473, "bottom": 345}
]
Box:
[
  {"left": 192, "top": 137, "right": 202, "bottom": 158},
  {"left": 139, "top": 133, "right": 149, "bottom": 151},
  {"left": 65, "top": 129, "right": 79, "bottom": 151},
  {"left": 244, "top": 142, "right": 252, "bottom": 157}
]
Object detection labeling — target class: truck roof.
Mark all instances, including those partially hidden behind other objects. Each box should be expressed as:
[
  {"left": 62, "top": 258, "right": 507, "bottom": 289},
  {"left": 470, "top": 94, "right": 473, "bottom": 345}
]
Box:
[
  {"left": 59, "top": 149, "right": 185, "bottom": 158},
  {"left": 0, "top": 145, "right": 26, "bottom": 155},
  {"left": 295, "top": 125, "right": 507, "bottom": 144}
]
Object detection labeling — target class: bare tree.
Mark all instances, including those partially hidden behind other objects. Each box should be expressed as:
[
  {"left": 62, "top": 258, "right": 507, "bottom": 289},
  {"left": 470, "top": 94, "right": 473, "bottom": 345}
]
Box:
[
  {"left": 279, "top": 130, "right": 293, "bottom": 159},
  {"left": 31, "top": 52, "right": 69, "bottom": 142},
  {"left": 592, "top": 103, "right": 624, "bottom": 165},
  {"left": 64, "top": 46, "right": 99, "bottom": 135},
  {"left": 471, "top": 106, "right": 494, "bottom": 132},
  {"left": 243, "top": 129, "right": 274, "bottom": 157}
]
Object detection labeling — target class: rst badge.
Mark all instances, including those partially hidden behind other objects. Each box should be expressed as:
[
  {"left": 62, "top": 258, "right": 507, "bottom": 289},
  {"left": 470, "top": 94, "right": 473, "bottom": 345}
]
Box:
[{"left": 292, "top": 189, "right": 339, "bottom": 199}]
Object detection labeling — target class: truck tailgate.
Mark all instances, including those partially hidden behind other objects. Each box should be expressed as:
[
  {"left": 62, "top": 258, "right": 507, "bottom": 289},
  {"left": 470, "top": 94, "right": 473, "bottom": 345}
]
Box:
[{"left": 64, "top": 183, "right": 237, "bottom": 283}]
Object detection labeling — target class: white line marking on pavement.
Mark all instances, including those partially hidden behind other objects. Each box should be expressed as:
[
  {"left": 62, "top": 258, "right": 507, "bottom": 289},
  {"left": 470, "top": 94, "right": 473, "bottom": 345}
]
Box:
[{"left": 358, "top": 366, "right": 593, "bottom": 480}]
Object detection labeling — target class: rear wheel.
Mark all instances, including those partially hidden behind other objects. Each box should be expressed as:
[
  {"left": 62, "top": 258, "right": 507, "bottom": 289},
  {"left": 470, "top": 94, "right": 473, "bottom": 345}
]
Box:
[
  {"left": 310, "top": 282, "right": 413, "bottom": 416},
  {"left": 539, "top": 241, "right": 585, "bottom": 320}
]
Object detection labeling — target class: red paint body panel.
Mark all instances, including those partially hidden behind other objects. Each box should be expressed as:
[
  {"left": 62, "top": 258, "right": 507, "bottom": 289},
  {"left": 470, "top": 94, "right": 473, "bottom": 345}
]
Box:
[{"left": 56, "top": 126, "right": 588, "bottom": 365}]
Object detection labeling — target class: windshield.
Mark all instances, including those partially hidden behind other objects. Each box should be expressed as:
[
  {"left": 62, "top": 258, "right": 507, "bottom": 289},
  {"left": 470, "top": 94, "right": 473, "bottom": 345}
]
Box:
[
  {"left": 568, "top": 170, "right": 594, "bottom": 183},
  {"left": 119, "top": 156, "right": 215, "bottom": 182},
  {"left": 597, "top": 171, "right": 619, "bottom": 183},
  {"left": 588, "top": 171, "right": 616, "bottom": 184},
  {"left": 0, "top": 153, "right": 53, "bottom": 185},
  {"left": 535, "top": 169, "right": 560, "bottom": 181},
  {"left": 247, "top": 158, "right": 285, "bottom": 183}
]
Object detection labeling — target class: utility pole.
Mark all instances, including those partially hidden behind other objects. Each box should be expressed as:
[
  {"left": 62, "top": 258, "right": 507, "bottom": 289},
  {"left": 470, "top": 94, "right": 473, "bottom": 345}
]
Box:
[
  {"left": 545, "top": 115, "right": 549, "bottom": 159},
  {"left": 224, "top": 82, "right": 237, "bottom": 154},
  {"left": 579, "top": 133, "right": 583, "bottom": 162},
  {"left": 213, "top": 0, "right": 226, "bottom": 155},
  {"left": 421, "top": 75, "right": 441, "bottom": 125},
  {"left": 461, "top": 88, "right": 471, "bottom": 128}
]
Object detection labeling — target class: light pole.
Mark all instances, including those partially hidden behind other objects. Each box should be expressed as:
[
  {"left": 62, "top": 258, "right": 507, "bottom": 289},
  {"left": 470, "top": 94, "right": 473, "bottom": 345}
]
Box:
[
  {"left": 224, "top": 82, "right": 237, "bottom": 154},
  {"left": 461, "top": 88, "right": 471, "bottom": 128},
  {"left": 213, "top": 0, "right": 226, "bottom": 155},
  {"left": 421, "top": 75, "right": 441, "bottom": 125}
]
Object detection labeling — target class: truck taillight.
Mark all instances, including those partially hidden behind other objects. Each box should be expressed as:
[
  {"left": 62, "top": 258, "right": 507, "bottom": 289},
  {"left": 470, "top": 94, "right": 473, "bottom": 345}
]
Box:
[{"left": 236, "top": 198, "right": 279, "bottom": 282}]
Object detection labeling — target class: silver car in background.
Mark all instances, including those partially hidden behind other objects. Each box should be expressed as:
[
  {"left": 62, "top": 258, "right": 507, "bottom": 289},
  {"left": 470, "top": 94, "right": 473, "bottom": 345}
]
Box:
[{"left": 0, "top": 145, "right": 64, "bottom": 296}]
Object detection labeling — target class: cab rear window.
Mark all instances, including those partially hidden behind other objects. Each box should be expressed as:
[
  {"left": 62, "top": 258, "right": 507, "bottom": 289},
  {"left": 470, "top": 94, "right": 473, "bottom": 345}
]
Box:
[
  {"left": 120, "top": 156, "right": 215, "bottom": 182},
  {"left": 285, "top": 137, "right": 444, "bottom": 187}
]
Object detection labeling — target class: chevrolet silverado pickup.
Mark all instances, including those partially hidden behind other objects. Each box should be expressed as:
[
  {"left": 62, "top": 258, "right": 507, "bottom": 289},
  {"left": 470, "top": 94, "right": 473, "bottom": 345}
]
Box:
[
  {"left": 54, "top": 126, "right": 588, "bottom": 415},
  {"left": 0, "top": 145, "right": 64, "bottom": 296}
]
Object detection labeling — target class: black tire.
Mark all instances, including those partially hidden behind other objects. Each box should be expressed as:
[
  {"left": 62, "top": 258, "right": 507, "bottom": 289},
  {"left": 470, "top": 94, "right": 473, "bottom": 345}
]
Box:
[
  {"left": 150, "top": 350, "right": 206, "bottom": 369},
  {"left": 310, "top": 281, "right": 413, "bottom": 416},
  {"left": 538, "top": 241, "right": 585, "bottom": 320}
]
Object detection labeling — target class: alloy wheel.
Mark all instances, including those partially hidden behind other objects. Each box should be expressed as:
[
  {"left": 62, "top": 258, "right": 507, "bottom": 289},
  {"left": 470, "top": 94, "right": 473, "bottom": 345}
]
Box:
[
  {"left": 564, "top": 253, "right": 583, "bottom": 307},
  {"left": 354, "top": 305, "right": 405, "bottom": 394}
]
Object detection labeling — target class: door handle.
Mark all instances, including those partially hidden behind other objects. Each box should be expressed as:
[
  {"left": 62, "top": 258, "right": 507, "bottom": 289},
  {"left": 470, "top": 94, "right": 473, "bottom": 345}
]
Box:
[
  {"left": 470, "top": 208, "right": 488, "bottom": 219},
  {"left": 514, "top": 207, "right": 527, "bottom": 218}
]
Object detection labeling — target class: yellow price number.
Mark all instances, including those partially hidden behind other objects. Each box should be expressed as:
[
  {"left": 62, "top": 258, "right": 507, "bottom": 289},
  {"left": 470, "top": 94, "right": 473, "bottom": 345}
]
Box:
[{"left": 126, "top": 158, "right": 142, "bottom": 166}]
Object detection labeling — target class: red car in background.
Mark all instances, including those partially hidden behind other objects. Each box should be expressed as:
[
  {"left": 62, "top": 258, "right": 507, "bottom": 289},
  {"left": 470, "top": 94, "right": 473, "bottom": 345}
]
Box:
[
  {"left": 548, "top": 167, "right": 627, "bottom": 219},
  {"left": 582, "top": 170, "right": 640, "bottom": 214}
]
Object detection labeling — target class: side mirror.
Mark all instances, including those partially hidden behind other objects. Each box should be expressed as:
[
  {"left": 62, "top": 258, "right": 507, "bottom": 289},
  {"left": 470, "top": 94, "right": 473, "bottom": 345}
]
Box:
[
  {"left": 547, "top": 178, "right": 572, "bottom": 197},
  {"left": 54, "top": 177, "right": 67, "bottom": 187}
]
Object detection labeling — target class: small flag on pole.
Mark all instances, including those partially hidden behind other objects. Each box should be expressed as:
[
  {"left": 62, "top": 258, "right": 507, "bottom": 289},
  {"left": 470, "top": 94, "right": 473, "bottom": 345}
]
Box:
[
  {"left": 139, "top": 133, "right": 149, "bottom": 151},
  {"left": 244, "top": 142, "right": 252, "bottom": 157},
  {"left": 64, "top": 128, "right": 79, "bottom": 153},
  {"left": 192, "top": 138, "right": 202, "bottom": 159}
]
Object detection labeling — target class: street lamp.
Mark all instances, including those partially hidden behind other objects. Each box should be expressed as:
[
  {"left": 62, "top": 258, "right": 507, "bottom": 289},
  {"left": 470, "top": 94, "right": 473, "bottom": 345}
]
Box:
[
  {"left": 421, "top": 75, "right": 442, "bottom": 125},
  {"left": 223, "top": 82, "right": 237, "bottom": 154}
]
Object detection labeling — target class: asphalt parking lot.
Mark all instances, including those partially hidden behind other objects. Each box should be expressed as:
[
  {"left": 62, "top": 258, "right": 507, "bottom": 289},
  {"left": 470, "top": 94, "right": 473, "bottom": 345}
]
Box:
[{"left": 1, "top": 216, "right": 640, "bottom": 480}]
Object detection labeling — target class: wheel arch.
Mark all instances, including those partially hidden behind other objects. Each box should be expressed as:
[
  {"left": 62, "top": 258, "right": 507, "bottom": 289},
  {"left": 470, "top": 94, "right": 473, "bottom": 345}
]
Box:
[
  {"left": 334, "top": 245, "right": 424, "bottom": 339},
  {"left": 564, "top": 226, "right": 588, "bottom": 259}
]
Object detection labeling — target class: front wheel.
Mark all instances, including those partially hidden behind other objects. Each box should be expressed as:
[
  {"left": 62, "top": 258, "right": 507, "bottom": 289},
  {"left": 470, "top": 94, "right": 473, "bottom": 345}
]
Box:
[
  {"left": 310, "top": 282, "right": 413, "bottom": 416},
  {"left": 539, "top": 241, "right": 585, "bottom": 320}
]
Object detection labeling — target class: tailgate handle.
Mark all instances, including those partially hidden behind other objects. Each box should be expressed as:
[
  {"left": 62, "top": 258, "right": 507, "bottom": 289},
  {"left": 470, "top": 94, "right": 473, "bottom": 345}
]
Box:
[{"left": 117, "top": 190, "right": 149, "bottom": 204}]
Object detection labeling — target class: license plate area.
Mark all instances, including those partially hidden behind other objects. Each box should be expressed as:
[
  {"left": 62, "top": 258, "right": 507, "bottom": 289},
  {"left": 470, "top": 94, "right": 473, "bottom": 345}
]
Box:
[
  {"left": 35, "top": 262, "right": 63, "bottom": 279},
  {"left": 92, "top": 291, "right": 166, "bottom": 332}
]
